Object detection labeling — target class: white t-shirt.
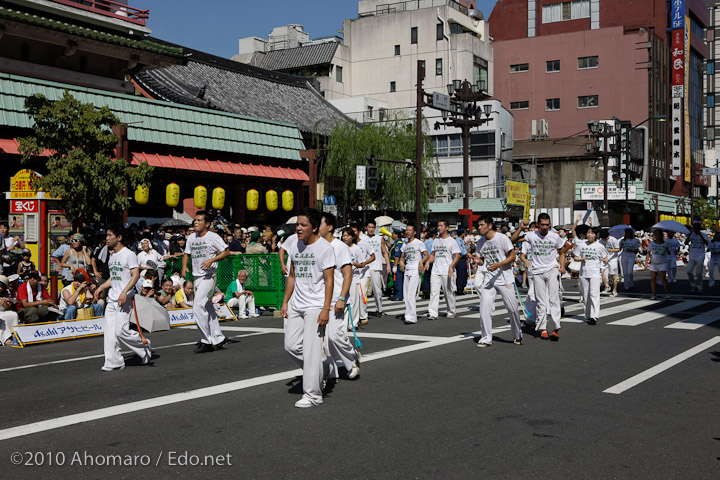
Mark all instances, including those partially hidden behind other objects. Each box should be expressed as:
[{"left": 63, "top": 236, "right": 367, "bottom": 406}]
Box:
[
  {"left": 475, "top": 233, "right": 514, "bottom": 285},
  {"left": 108, "top": 246, "right": 138, "bottom": 303},
  {"left": 137, "top": 249, "right": 164, "bottom": 270},
  {"left": 648, "top": 241, "right": 669, "bottom": 266},
  {"left": 620, "top": 238, "right": 640, "bottom": 256},
  {"left": 574, "top": 242, "right": 608, "bottom": 278},
  {"left": 665, "top": 238, "right": 682, "bottom": 259},
  {"left": 687, "top": 232, "right": 709, "bottom": 261},
  {"left": 524, "top": 231, "right": 565, "bottom": 275},
  {"left": 184, "top": 231, "right": 228, "bottom": 277},
  {"left": 330, "top": 239, "right": 352, "bottom": 303},
  {"left": 348, "top": 243, "right": 368, "bottom": 284},
  {"left": 288, "top": 237, "right": 335, "bottom": 312},
  {"left": 600, "top": 236, "right": 620, "bottom": 262},
  {"left": 432, "top": 236, "right": 461, "bottom": 273},
  {"left": 356, "top": 238, "right": 374, "bottom": 279},
  {"left": 401, "top": 238, "right": 427, "bottom": 275},
  {"left": 365, "top": 234, "right": 384, "bottom": 271}
]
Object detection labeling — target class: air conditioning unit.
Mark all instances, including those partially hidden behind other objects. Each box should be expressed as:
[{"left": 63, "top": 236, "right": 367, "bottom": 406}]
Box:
[
  {"left": 474, "top": 189, "right": 490, "bottom": 199},
  {"left": 532, "top": 119, "right": 548, "bottom": 137},
  {"left": 436, "top": 185, "right": 445, "bottom": 195},
  {"left": 434, "top": 195, "right": 449, "bottom": 204},
  {"left": 447, "top": 185, "right": 459, "bottom": 196}
]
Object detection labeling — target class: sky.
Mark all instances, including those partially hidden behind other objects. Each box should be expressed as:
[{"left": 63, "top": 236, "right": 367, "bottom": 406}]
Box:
[{"left": 140, "top": 0, "right": 498, "bottom": 59}]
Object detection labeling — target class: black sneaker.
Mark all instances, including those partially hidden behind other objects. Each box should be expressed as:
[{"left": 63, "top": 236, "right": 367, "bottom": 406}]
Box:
[
  {"left": 214, "top": 338, "right": 229, "bottom": 350},
  {"left": 194, "top": 343, "right": 214, "bottom": 353},
  {"left": 587, "top": 318, "right": 597, "bottom": 325}
]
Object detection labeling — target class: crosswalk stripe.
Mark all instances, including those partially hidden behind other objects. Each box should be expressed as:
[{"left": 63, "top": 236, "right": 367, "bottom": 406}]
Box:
[
  {"left": 607, "top": 300, "right": 705, "bottom": 326},
  {"left": 664, "top": 306, "right": 720, "bottom": 330}
]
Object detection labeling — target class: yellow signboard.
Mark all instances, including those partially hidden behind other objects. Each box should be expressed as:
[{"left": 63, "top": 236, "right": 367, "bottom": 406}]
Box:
[
  {"left": 523, "top": 193, "right": 531, "bottom": 222},
  {"left": 10, "top": 169, "right": 40, "bottom": 199},
  {"left": 506, "top": 180, "right": 529, "bottom": 206}
]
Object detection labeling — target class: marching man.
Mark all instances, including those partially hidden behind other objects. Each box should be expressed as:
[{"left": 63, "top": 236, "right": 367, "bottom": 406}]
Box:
[
  {"left": 282, "top": 208, "right": 336, "bottom": 408},
  {"left": 182, "top": 211, "right": 230, "bottom": 353},
  {"left": 399, "top": 225, "right": 429, "bottom": 324},
  {"left": 427, "top": 220, "right": 460, "bottom": 320},
  {"left": 95, "top": 225, "right": 151, "bottom": 371}
]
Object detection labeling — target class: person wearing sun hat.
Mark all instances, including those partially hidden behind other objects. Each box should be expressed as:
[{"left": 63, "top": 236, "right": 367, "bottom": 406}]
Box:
[
  {"left": 245, "top": 230, "right": 268, "bottom": 254},
  {"left": 59, "top": 269, "right": 104, "bottom": 320},
  {"left": 60, "top": 233, "right": 93, "bottom": 284}
]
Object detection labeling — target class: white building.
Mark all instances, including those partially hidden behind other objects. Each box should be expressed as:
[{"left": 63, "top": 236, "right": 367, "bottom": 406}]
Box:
[{"left": 233, "top": 0, "right": 508, "bottom": 201}]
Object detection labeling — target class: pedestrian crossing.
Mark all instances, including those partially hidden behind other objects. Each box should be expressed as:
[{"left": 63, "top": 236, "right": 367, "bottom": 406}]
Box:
[{"left": 366, "top": 291, "right": 720, "bottom": 332}]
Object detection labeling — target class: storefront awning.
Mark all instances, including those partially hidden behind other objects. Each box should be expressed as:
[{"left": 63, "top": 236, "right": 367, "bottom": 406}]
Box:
[{"left": 131, "top": 152, "right": 309, "bottom": 181}]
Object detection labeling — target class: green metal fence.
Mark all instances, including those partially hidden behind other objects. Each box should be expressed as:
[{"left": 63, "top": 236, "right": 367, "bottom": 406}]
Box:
[{"left": 165, "top": 254, "right": 285, "bottom": 309}]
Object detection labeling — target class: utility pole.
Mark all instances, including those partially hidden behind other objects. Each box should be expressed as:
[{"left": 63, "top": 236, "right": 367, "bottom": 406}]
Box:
[{"left": 415, "top": 60, "right": 425, "bottom": 231}]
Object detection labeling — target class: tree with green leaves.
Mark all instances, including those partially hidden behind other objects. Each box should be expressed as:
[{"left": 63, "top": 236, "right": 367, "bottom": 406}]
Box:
[
  {"left": 321, "top": 117, "right": 438, "bottom": 216},
  {"left": 17, "top": 91, "right": 153, "bottom": 224},
  {"left": 693, "top": 197, "right": 719, "bottom": 229}
]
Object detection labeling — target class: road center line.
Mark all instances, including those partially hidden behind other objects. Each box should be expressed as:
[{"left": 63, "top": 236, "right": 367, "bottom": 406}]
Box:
[{"left": 603, "top": 336, "right": 720, "bottom": 395}]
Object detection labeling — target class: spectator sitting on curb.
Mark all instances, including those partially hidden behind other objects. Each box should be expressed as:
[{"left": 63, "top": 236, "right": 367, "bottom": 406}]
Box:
[
  {"left": 156, "top": 278, "right": 175, "bottom": 309},
  {"left": 59, "top": 270, "right": 104, "bottom": 320},
  {"left": 17, "top": 271, "right": 58, "bottom": 324},
  {"left": 225, "top": 270, "right": 259, "bottom": 318},
  {"left": 172, "top": 280, "right": 194, "bottom": 308}
]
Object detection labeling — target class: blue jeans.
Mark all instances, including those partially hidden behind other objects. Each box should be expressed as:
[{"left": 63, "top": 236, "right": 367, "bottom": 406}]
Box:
[{"left": 61, "top": 304, "right": 104, "bottom": 320}]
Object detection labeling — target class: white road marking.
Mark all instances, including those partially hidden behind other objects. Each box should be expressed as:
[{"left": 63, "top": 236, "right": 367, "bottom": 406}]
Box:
[
  {"left": 603, "top": 336, "right": 720, "bottom": 394},
  {"left": 664, "top": 307, "right": 720, "bottom": 330},
  {"left": 0, "top": 325, "right": 510, "bottom": 441},
  {"left": 607, "top": 300, "right": 705, "bottom": 326}
]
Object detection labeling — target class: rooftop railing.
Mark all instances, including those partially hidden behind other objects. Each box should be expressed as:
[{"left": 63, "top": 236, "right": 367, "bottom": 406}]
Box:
[
  {"left": 50, "top": 0, "right": 149, "bottom": 26},
  {"left": 360, "top": 0, "right": 469, "bottom": 17}
]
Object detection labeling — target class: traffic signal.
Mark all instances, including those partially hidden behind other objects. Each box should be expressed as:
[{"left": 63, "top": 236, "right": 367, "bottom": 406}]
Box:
[{"left": 367, "top": 166, "right": 378, "bottom": 190}]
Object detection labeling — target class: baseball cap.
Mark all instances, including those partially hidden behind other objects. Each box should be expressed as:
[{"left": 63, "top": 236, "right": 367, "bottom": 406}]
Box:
[{"left": 142, "top": 279, "right": 154, "bottom": 288}]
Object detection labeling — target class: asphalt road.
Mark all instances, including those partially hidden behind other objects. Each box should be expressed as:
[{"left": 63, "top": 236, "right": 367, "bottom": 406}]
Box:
[{"left": 1, "top": 269, "right": 718, "bottom": 479}]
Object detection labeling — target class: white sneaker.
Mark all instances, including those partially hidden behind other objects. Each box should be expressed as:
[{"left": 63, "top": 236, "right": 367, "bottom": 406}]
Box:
[
  {"left": 101, "top": 364, "right": 125, "bottom": 371},
  {"left": 650, "top": 295, "right": 656, "bottom": 300},
  {"left": 238, "top": 315, "right": 249, "bottom": 319},
  {"left": 612, "top": 291, "right": 617, "bottom": 297},
  {"left": 476, "top": 342, "right": 491, "bottom": 348},
  {"left": 249, "top": 313, "right": 260, "bottom": 317},
  {"left": 446, "top": 312, "right": 456, "bottom": 318},
  {"left": 348, "top": 364, "right": 360, "bottom": 379},
  {"left": 294, "top": 397, "right": 320, "bottom": 408}
]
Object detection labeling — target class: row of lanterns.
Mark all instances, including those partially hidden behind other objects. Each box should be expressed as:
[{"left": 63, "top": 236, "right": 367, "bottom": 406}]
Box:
[{"left": 134, "top": 183, "right": 294, "bottom": 211}]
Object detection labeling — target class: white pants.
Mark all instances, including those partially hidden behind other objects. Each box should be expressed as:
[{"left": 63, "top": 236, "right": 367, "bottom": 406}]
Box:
[
  {"left": 0, "top": 310, "right": 18, "bottom": 344},
  {"left": 328, "top": 308, "right": 359, "bottom": 379},
  {"left": 428, "top": 271, "right": 456, "bottom": 318},
  {"left": 358, "top": 277, "right": 369, "bottom": 319},
  {"left": 666, "top": 257, "right": 678, "bottom": 282},
  {"left": 687, "top": 257, "right": 705, "bottom": 290},
  {"left": 194, "top": 275, "right": 225, "bottom": 345},
  {"left": 478, "top": 282, "right": 522, "bottom": 345},
  {"left": 621, "top": 254, "right": 636, "bottom": 289},
  {"left": 606, "top": 259, "right": 618, "bottom": 277},
  {"left": 403, "top": 272, "right": 421, "bottom": 323},
  {"left": 579, "top": 277, "right": 601, "bottom": 320},
  {"left": 534, "top": 269, "right": 561, "bottom": 331},
  {"left": 227, "top": 295, "right": 256, "bottom": 317},
  {"left": 708, "top": 257, "right": 720, "bottom": 284},
  {"left": 284, "top": 308, "right": 326, "bottom": 405},
  {"left": 525, "top": 276, "right": 536, "bottom": 324},
  {"left": 103, "top": 298, "right": 148, "bottom": 369},
  {"left": 348, "top": 282, "right": 361, "bottom": 327},
  {"left": 369, "top": 270, "right": 384, "bottom": 314}
]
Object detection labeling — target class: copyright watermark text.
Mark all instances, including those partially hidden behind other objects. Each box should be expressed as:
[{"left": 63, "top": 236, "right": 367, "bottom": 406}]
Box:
[{"left": 10, "top": 451, "right": 233, "bottom": 467}]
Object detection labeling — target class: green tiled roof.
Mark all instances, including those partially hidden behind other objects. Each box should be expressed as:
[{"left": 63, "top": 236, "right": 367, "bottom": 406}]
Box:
[
  {"left": 0, "top": 73, "right": 305, "bottom": 160},
  {"left": 428, "top": 198, "right": 506, "bottom": 213},
  {"left": 0, "top": 6, "right": 184, "bottom": 57}
]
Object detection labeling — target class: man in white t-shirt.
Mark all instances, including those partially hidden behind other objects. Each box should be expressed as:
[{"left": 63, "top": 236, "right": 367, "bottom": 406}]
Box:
[
  {"left": 282, "top": 208, "right": 336, "bottom": 408},
  {"left": 427, "top": 220, "right": 460, "bottom": 320},
  {"left": 685, "top": 223, "right": 709, "bottom": 292},
  {"left": 364, "top": 220, "right": 390, "bottom": 319},
  {"left": 321, "top": 212, "right": 360, "bottom": 381},
  {"left": 664, "top": 232, "right": 682, "bottom": 283},
  {"left": 353, "top": 224, "right": 375, "bottom": 325},
  {"left": 399, "top": 225, "right": 429, "bottom": 324},
  {"left": 519, "top": 213, "right": 567, "bottom": 340},
  {"left": 94, "top": 225, "right": 151, "bottom": 371},
  {"left": 474, "top": 215, "right": 523, "bottom": 347},
  {"left": 599, "top": 229, "right": 620, "bottom": 296},
  {"left": 182, "top": 211, "right": 230, "bottom": 353}
]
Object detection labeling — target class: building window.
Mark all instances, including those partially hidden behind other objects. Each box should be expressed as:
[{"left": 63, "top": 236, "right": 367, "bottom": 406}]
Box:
[
  {"left": 510, "top": 101, "right": 529, "bottom": 110},
  {"left": 431, "top": 134, "right": 463, "bottom": 157},
  {"left": 470, "top": 132, "right": 495, "bottom": 159},
  {"left": 542, "top": 0, "right": 590, "bottom": 23},
  {"left": 390, "top": 81, "right": 396, "bottom": 92},
  {"left": 546, "top": 60, "right": 560, "bottom": 72},
  {"left": 578, "top": 95, "right": 598, "bottom": 108},
  {"left": 411, "top": 27, "right": 418, "bottom": 44},
  {"left": 708, "top": 93, "right": 716, "bottom": 108},
  {"left": 578, "top": 56, "right": 599, "bottom": 69},
  {"left": 474, "top": 57, "right": 488, "bottom": 91},
  {"left": 368, "top": 106, "right": 373, "bottom": 117},
  {"left": 707, "top": 126, "right": 715, "bottom": 140},
  {"left": 708, "top": 61, "right": 715, "bottom": 75},
  {"left": 336, "top": 65, "right": 343, "bottom": 83},
  {"left": 546, "top": 98, "right": 560, "bottom": 111},
  {"left": 437, "top": 22, "right": 444, "bottom": 41},
  {"left": 436, "top": 58, "right": 443, "bottom": 76},
  {"left": 395, "top": 45, "right": 400, "bottom": 55},
  {"left": 510, "top": 63, "right": 529, "bottom": 73}
]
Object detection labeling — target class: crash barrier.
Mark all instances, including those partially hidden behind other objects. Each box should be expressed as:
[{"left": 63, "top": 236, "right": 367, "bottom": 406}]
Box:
[
  {"left": 164, "top": 254, "right": 284, "bottom": 310},
  {"left": 11, "top": 300, "right": 237, "bottom": 348}
]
